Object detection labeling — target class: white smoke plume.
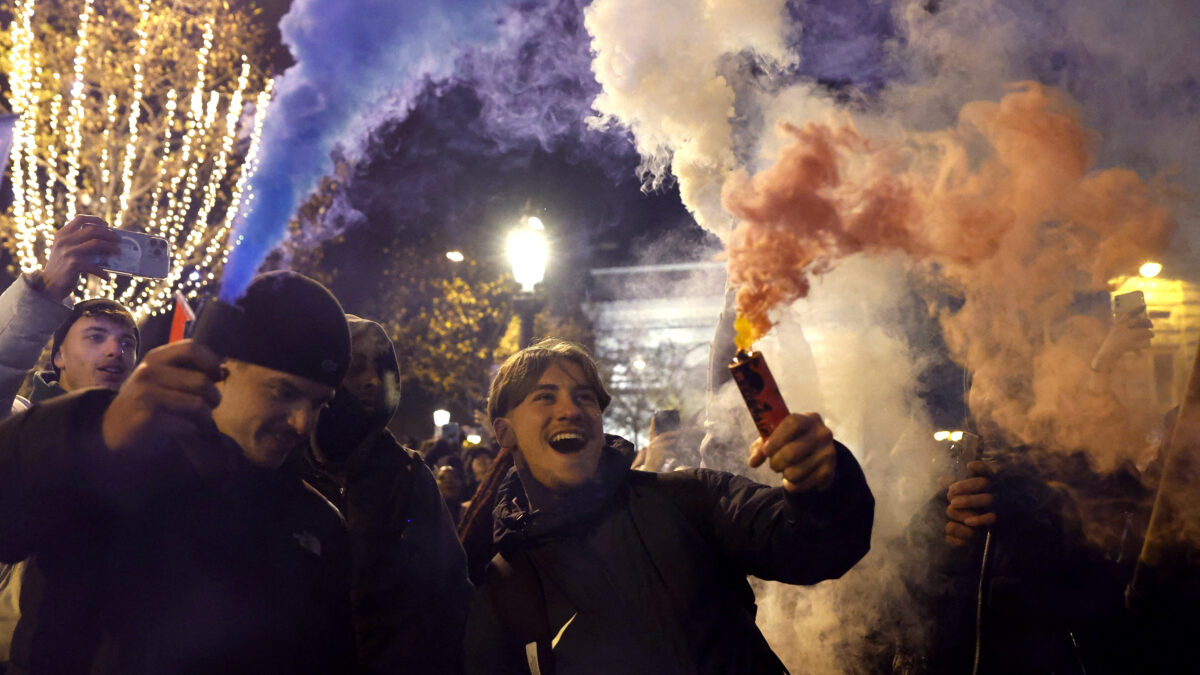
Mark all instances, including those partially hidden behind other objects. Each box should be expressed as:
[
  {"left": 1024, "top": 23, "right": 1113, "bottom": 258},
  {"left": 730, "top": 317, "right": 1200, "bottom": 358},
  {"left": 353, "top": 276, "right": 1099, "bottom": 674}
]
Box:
[{"left": 584, "top": 0, "right": 794, "bottom": 236}]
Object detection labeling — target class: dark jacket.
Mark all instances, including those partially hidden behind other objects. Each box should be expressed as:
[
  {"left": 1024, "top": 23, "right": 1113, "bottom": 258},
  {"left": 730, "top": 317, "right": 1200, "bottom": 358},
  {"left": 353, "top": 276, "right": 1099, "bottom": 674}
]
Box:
[
  {"left": 897, "top": 455, "right": 1154, "bottom": 674},
  {"left": 289, "top": 316, "right": 471, "bottom": 675},
  {"left": 465, "top": 437, "right": 874, "bottom": 674},
  {"left": 0, "top": 389, "right": 354, "bottom": 675}
]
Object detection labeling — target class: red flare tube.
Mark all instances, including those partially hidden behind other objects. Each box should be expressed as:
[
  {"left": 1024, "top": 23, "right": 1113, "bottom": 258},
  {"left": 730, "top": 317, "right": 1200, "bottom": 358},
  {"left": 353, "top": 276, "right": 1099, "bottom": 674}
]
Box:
[{"left": 729, "top": 349, "right": 790, "bottom": 439}]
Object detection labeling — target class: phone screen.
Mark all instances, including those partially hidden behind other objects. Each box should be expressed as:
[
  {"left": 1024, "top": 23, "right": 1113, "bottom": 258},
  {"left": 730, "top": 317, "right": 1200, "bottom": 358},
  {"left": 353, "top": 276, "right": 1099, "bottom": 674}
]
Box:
[{"left": 652, "top": 409, "right": 681, "bottom": 436}]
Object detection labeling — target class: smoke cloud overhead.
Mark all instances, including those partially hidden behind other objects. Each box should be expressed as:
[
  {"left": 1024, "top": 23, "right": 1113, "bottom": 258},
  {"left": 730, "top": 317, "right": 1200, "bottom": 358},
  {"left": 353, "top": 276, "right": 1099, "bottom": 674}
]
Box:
[{"left": 221, "top": 0, "right": 501, "bottom": 300}]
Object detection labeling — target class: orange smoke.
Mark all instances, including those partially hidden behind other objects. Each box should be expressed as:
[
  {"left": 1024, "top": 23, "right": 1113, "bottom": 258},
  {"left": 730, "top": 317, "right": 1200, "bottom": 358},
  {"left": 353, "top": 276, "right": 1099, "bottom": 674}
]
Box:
[
  {"left": 724, "top": 82, "right": 1175, "bottom": 466},
  {"left": 725, "top": 121, "right": 920, "bottom": 348}
]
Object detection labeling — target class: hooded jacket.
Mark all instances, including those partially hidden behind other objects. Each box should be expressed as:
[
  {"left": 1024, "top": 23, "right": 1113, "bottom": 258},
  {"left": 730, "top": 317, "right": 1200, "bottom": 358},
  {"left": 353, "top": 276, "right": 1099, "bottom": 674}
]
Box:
[
  {"left": 465, "top": 437, "right": 874, "bottom": 674},
  {"left": 289, "top": 316, "right": 471, "bottom": 675}
]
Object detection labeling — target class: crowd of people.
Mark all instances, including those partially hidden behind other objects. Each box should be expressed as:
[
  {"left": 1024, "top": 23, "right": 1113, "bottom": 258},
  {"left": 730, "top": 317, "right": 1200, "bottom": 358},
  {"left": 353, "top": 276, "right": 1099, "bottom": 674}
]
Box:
[{"left": 0, "top": 215, "right": 1195, "bottom": 673}]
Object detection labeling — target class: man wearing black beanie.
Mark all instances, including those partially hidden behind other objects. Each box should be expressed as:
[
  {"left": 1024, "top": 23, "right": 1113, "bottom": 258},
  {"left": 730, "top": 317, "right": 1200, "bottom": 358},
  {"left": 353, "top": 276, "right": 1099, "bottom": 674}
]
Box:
[{"left": 0, "top": 271, "right": 355, "bottom": 675}]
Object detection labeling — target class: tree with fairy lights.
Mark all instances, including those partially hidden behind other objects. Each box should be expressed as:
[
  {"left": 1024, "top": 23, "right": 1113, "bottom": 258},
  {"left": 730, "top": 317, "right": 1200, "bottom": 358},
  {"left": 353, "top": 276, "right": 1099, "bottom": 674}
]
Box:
[{"left": 0, "top": 0, "right": 274, "bottom": 319}]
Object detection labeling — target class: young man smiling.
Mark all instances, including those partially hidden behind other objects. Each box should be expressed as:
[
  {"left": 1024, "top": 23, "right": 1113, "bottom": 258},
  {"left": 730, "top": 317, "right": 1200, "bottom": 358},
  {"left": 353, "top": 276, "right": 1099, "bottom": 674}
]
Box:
[
  {"left": 0, "top": 214, "right": 129, "bottom": 414},
  {"left": 465, "top": 338, "right": 876, "bottom": 674}
]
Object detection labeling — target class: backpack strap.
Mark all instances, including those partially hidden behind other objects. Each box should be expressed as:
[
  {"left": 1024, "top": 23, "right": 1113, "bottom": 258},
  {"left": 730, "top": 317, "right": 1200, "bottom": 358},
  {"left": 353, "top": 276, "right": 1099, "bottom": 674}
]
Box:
[{"left": 486, "top": 551, "right": 556, "bottom": 675}]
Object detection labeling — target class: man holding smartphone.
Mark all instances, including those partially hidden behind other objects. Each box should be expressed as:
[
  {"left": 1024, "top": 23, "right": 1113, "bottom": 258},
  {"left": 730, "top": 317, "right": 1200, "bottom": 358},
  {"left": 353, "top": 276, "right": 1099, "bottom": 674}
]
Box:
[
  {"left": 0, "top": 214, "right": 126, "bottom": 414},
  {"left": 0, "top": 215, "right": 128, "bottom": 671}
]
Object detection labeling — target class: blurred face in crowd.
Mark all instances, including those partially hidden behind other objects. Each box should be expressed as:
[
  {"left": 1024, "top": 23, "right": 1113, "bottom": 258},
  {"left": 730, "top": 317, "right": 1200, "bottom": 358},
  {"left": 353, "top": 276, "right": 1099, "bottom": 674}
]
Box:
[
  {"left": 470, "top": 454, "right": 493, "bottom": 484},
  {"left": 53, "top": 315, "right": 137, "bottom": 392},
  {"left": 494, "top": 360, "right": 605, "bottom": 493},
  {"left": 435, "top": 465, "right": 464, "bottom": 500},
  {"left": 212, "top": 360, "right": 335, "bottom": 468}
]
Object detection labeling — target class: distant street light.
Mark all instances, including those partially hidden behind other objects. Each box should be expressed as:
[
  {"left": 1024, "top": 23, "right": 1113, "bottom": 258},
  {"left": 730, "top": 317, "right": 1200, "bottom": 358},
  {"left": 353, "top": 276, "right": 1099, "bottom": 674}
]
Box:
[
  {"left": 446, "top": 250, "right": 465, "bottom": 262},
  {"left": 1140, "top": 261, "right": 1163, "bottom": 278},
  {"left": 433, "top": 409, "right": 451, "bottom": 428},
  {"left": 508, "top": 217, "right": 548, "bottom": 347}
]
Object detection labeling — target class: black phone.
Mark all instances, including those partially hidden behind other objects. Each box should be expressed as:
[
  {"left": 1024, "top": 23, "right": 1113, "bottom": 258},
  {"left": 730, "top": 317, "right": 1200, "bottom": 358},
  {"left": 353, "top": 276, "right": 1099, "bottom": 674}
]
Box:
[
  {"left": 947, "top": 431, "right": 982, "bottom": 479},
  {"left": 652, "top": 409, "right": 681, "bottom": 436}
]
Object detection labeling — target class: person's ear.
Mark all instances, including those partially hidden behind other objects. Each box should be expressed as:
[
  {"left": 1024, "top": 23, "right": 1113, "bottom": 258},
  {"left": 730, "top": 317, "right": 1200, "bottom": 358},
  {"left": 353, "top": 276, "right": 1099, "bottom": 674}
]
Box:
[
  {"left": 52, "top": 349, "right": 64, "bottom": 370},
  {"left": 493, "top": 417, "right": 516, "bottom": 450}
]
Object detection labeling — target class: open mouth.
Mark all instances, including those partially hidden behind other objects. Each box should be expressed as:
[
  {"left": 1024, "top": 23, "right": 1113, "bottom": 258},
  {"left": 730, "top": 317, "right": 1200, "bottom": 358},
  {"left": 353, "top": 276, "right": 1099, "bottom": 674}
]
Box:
[
  {"left": 548, "top": 432, "right": 587, "bottom": 454},
  {"left": 97, "top": 366, "right": 125, "bottom": 377}
]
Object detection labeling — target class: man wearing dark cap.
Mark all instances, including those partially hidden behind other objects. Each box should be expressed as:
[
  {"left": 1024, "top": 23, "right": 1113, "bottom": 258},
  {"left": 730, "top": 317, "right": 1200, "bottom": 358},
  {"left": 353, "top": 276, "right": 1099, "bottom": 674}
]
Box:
[
  {"left": 0, "top": 214, "right": 129, "bottom": 416},
  {"left": 0, "top": 271, "right": 355, "bottom": 675}
]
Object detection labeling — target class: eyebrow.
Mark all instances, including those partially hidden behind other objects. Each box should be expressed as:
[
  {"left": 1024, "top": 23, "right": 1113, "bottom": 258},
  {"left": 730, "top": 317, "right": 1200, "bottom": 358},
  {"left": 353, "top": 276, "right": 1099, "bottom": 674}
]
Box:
[
  {"left": 531, "top": 383, "right": 596, "bottom": 396},
  {"left": 82, "top": 326, "right": 135, "bottom": 339},
  {"left": 268, "top": 377, "right": 333, "bottom": 403}
]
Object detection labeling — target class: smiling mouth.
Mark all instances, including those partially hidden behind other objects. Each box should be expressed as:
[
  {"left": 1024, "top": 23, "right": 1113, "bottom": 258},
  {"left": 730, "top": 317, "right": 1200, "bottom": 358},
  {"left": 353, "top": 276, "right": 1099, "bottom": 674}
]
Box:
[
  {"left": 97, "top": 366, "right": 125, "bottom": 377},
  {"left": 549, "top": 432, "right": 587, "bottom": 454}
]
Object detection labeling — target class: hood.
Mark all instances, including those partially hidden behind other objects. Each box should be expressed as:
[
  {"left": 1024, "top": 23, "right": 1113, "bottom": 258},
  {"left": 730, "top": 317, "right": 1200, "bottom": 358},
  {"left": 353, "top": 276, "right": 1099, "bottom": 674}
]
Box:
[
  {"left": 346, "top": 315, "right": 402, "bottom": 420},
  {"left": 492, "top": 434, "right": 635, "bottom": 554},
  {"left": 311, "top": 316, "right": 401, "bottom": 463}
]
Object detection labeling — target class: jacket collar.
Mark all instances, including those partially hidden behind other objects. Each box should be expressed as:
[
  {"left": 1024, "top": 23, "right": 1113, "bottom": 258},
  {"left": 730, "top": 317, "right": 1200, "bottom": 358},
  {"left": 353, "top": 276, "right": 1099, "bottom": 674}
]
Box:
[{"left": 492, "top": 434, "right": 635, "bottom": 553}]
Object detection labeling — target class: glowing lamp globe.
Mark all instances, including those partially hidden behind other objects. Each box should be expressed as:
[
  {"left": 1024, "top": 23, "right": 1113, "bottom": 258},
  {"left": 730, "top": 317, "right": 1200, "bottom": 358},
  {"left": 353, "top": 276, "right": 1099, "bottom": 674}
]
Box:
[{"left": 507, "top": 225, "right": 548, "bottom": 293}]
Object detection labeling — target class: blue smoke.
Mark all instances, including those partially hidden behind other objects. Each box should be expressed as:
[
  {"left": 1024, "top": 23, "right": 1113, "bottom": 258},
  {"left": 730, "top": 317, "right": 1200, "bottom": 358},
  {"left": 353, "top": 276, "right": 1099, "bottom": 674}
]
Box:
[
  {"left": 221, "top": 0, "right": 502, "bottom": 301},
  {"left": 783, "top": 0, "right": 900, "bottom": 92}
]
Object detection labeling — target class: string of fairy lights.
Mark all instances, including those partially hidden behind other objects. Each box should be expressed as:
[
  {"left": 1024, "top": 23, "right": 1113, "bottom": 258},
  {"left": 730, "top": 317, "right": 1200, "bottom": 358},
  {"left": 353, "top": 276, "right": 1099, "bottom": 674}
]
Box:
[{"left": 5, "top": 0, "right": 274, "bottom": 319}]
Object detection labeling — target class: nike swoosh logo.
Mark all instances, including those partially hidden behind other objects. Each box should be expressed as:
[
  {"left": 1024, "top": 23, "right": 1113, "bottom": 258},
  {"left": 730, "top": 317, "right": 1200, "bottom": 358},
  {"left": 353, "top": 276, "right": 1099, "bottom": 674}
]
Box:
[{"left": 551, "top": 612, "right": 578, "bottom": 649}]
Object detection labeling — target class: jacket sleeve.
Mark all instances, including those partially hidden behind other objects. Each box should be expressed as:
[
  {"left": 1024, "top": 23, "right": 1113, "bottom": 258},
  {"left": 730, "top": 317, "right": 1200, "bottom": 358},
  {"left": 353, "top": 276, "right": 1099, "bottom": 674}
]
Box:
[
  {"left": 0, "top": 388, "right": 115, "bottom": 563},
  {"left": 690, "top": 441, "right": 875, "bottom": 584},
  {"left": 0, "top": 275, "right": 71, "bottom": 418}
]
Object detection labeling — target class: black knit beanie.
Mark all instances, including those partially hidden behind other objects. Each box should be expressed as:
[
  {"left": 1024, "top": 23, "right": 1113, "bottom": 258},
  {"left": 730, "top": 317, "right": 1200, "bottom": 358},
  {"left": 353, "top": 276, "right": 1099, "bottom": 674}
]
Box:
[
  {"left": 50, "top": 298, "right": 139, "bottom": 373},
  {"left": 225, "top": 271, "right": 350, "bottom": 389}
]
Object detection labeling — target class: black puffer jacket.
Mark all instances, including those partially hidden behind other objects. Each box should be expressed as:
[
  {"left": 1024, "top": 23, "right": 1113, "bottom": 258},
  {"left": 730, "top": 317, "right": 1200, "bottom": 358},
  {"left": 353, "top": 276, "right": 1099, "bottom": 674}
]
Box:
[
  {"left": 896, "top": 455, "right": 1155, "bottom": 674},
  {"left": 465, "top": 436, "right": 874, "bottom": 674},
  {"left": 289, "top": 316, "right": 471, "bottom": 674},
  {"left": 0, "top": 389, "right": 354, "bottom": 675}
]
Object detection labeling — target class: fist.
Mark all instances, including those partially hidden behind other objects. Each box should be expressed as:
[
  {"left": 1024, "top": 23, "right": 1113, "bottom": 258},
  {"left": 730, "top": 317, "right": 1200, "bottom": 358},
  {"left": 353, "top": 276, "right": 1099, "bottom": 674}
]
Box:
[
  {"left": 749, "top": 412, "right": 838, "bottom": 494},
  {"left": 41, "top": 215, "right": 122, "bottom": 299},
  {"left": 101, "top": 340, "right": 224, "bottom": 455},
  {"left": 945, "top": 460, "right": 997, "bottom": 547},
  {"left": 1091, "top": 312, "right": 1154, "bottom": 373}
]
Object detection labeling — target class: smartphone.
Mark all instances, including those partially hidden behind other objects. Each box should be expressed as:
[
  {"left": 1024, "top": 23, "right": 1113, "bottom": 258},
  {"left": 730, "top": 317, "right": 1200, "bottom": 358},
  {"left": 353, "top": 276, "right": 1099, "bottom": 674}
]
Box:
[
  {"left": 95, "top": 229, "right": 170, "bottom": 278},
  {"left": 947, "top": 431, "right": 981, "bottom": 479},
  {"left": 1113, "top": 290, "right": 1146, "bottom": 318},
  {"left": 652, "top": 409, "right": 681, "bottom": 436}
]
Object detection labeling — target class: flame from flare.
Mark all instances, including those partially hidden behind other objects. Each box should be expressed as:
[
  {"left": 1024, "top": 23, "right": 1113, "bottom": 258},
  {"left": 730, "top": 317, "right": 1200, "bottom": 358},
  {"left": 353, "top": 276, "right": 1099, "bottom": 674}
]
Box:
[{"left": 724, "top": 82, "right": 1174, "bottom": 465}]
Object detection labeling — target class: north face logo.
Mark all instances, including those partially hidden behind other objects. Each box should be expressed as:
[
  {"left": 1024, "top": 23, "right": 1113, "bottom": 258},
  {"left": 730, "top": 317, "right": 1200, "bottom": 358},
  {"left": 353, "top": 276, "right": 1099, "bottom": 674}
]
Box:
[{"left": 293, "top": 531, "right": 322, "bottom": 557}]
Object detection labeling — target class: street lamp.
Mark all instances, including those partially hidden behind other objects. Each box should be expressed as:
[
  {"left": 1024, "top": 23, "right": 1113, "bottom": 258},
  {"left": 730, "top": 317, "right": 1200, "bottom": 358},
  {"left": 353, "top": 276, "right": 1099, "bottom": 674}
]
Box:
[
  {"left": 507, "top": 217, "right": 548, "bottom": 347},
  {"left": 433, "top": 409, "right": 451, "bottom": 428}
]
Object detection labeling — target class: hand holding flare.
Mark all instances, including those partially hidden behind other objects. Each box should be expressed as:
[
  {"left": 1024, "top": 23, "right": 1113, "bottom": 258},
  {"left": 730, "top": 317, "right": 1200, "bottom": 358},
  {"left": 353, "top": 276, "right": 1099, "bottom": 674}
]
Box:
[{"left": 748, "top": 412, "right": 839, "bottom": 494}]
